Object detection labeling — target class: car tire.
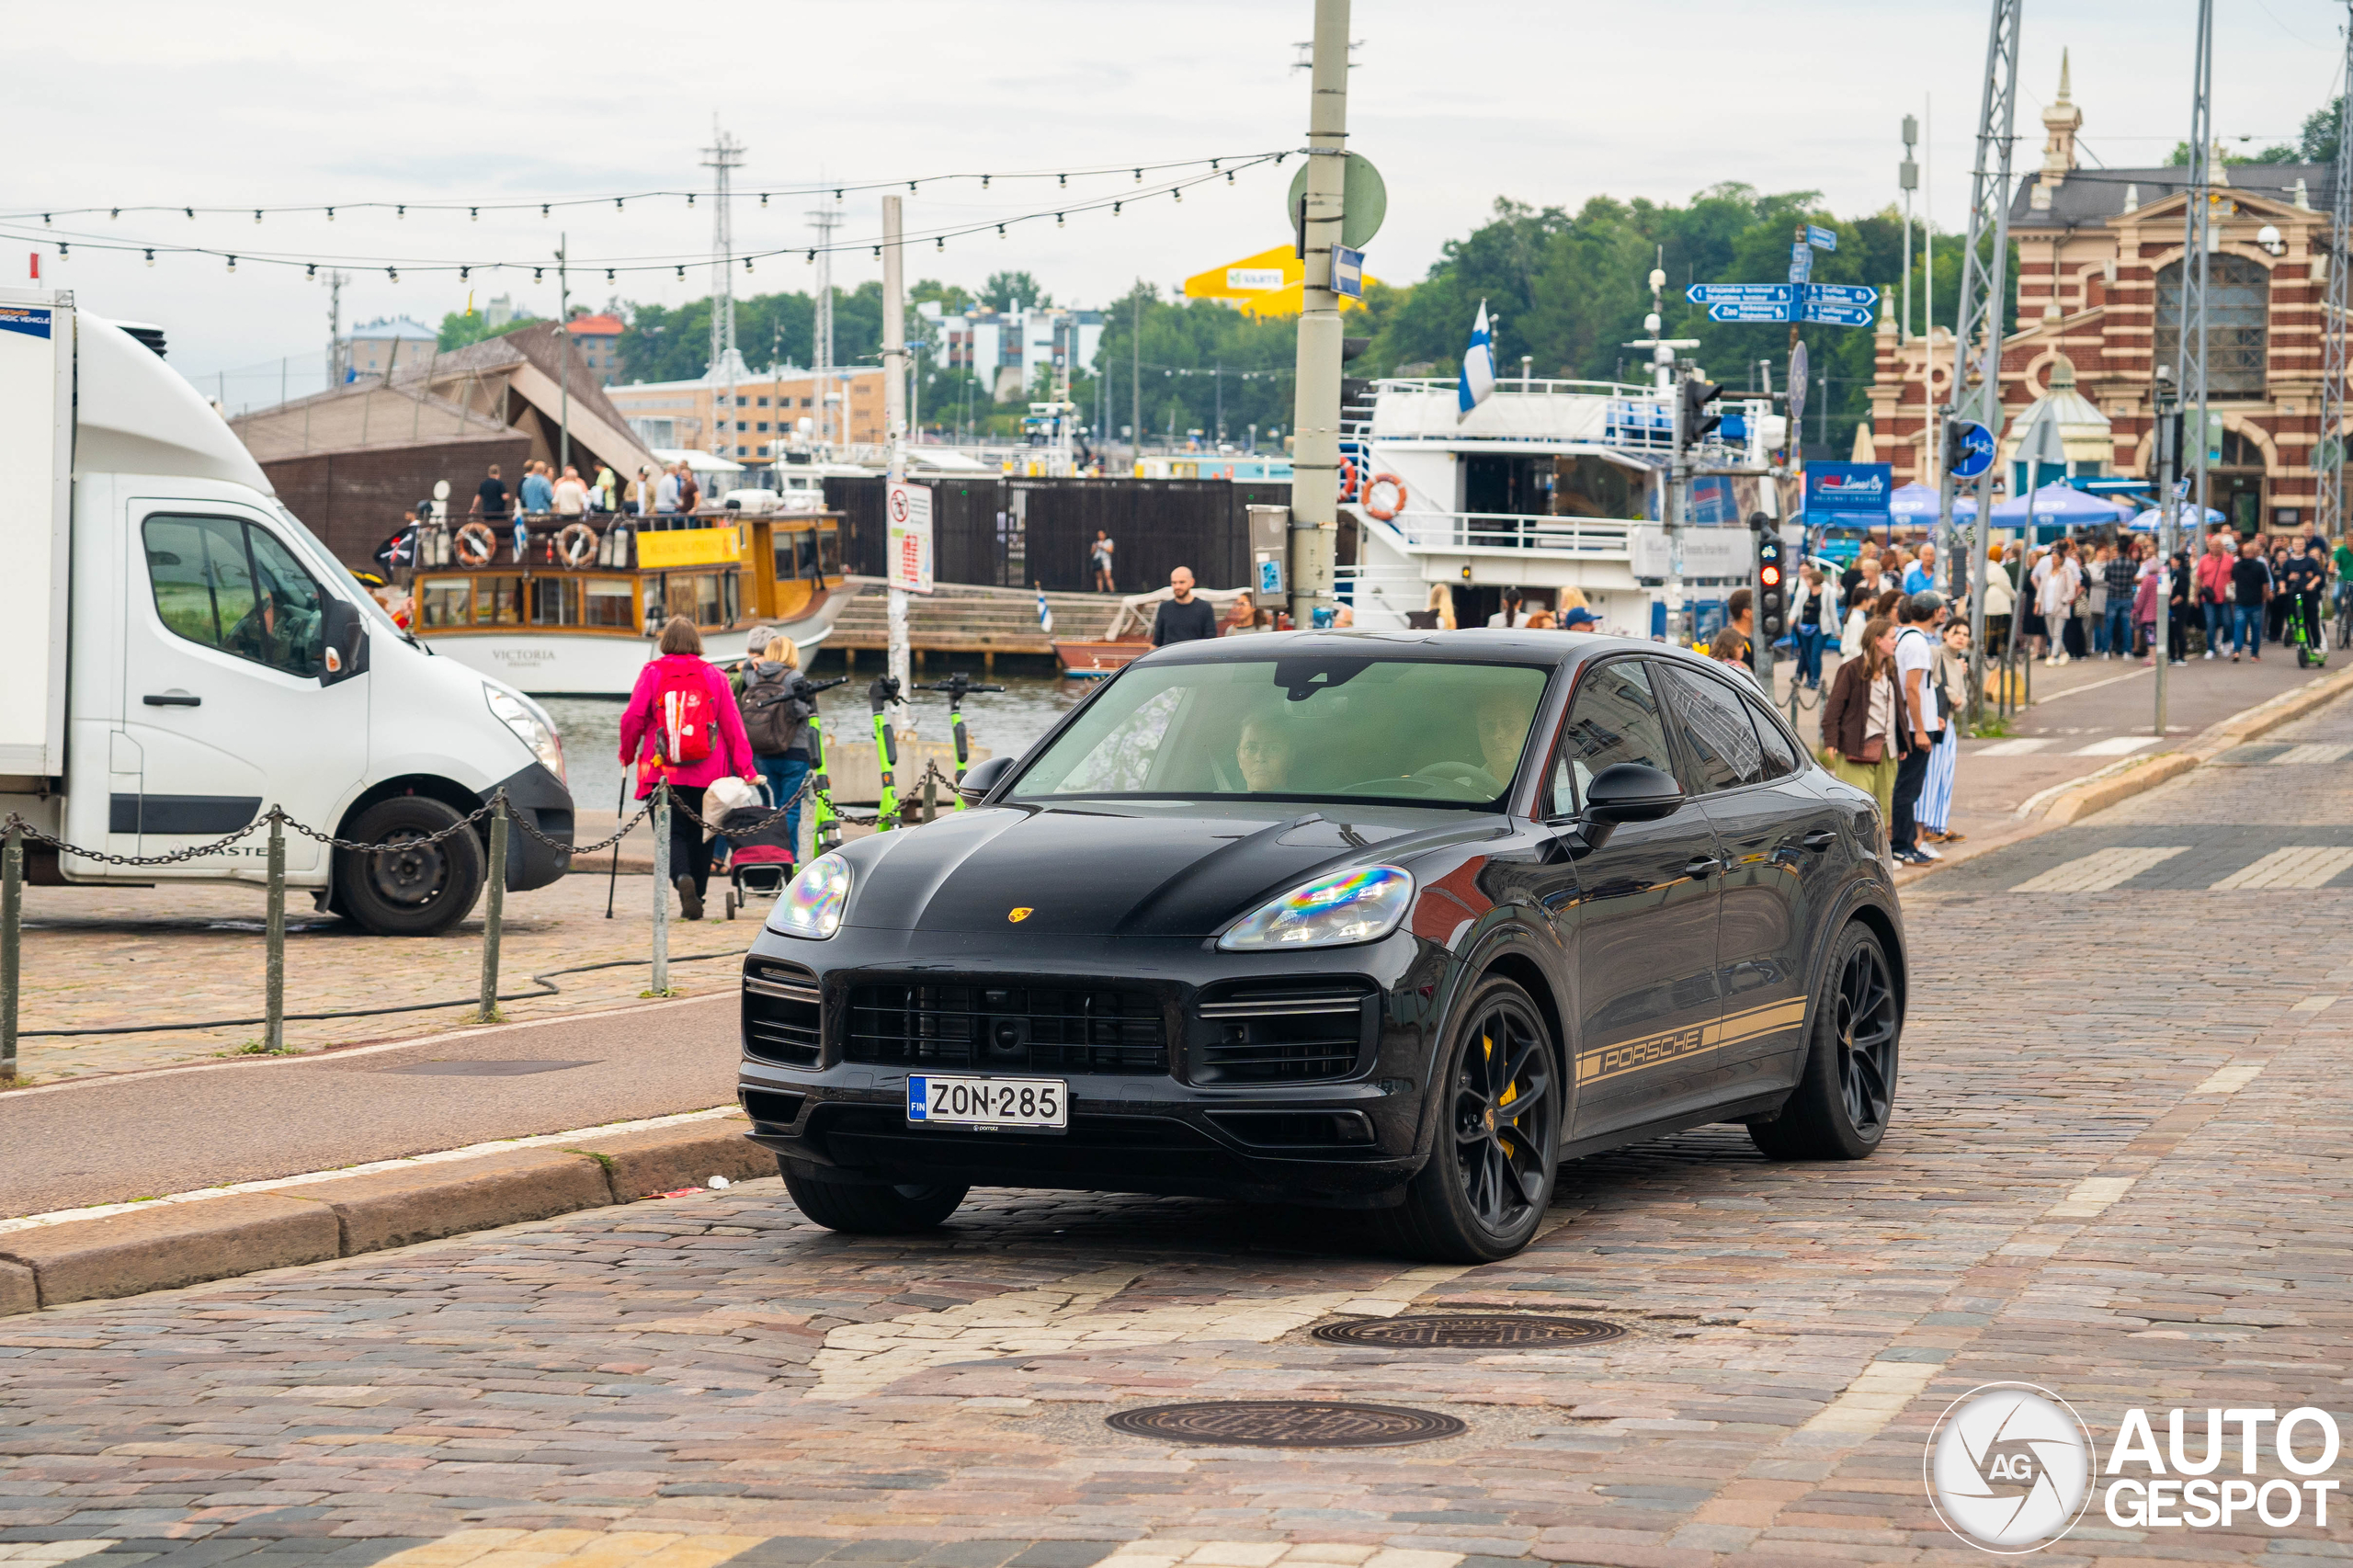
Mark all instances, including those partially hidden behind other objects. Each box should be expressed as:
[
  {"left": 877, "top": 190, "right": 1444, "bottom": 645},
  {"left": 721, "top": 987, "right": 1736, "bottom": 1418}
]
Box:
[
  {"left": 1749, "top": 921, "right": 1901, "bottom": 1161},
  {"left": 1379, "top": 975, "right": 1560, "bottom": 1264},
  {"left": 333, "top": 796, "right": 486, "bottom": 938},
  {"left": 779, "top": 1156, "right": 968, "bottom": 1233}
]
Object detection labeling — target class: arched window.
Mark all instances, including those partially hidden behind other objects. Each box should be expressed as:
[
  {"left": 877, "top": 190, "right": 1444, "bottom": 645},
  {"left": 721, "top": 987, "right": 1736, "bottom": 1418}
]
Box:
[{"left": 2154, "top": 256, "right": 2268, "bottom": 397}]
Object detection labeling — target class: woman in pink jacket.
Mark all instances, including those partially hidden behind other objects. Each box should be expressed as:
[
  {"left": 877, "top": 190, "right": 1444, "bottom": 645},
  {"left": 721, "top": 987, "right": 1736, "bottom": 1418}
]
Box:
[{"left": 620, "top": 618, "right": 757, "bottom": 920}]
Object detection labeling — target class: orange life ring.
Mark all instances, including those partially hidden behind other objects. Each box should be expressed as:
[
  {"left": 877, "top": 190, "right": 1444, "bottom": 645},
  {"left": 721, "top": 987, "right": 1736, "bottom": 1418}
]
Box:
[
  {"left": 554, "top": 522, "right": 597, "bottom": 567},
  {"left": 1361, "top": 472, "right": 1407, "bottom": 521},
  {"left": 454, "top": 522, "right": 497, "bottom": 566},
  {"left": 1338, "top": 457, "right": 1360, "bottom": 501}
]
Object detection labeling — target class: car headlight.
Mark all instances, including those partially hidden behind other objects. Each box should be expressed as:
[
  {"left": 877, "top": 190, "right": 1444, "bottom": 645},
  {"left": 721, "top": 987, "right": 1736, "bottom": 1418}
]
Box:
[
  {"left": 769, "top": 851, "right": 851, "bottom": 939},
  {"left": 485, "top": 687, "right": 566, "bottom": 785},
  {"left": 1218, "top": 865, "right": 1414, "bottom": 951}
]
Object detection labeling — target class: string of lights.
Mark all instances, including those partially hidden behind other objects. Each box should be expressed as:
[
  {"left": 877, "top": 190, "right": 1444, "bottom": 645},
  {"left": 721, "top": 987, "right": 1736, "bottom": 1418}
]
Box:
[
  {"left": 0, "top": 155, "right": 1290, "bottom": 284},
  {"left": 0, "top": 151, "right": 1286, "bottom": 227}
]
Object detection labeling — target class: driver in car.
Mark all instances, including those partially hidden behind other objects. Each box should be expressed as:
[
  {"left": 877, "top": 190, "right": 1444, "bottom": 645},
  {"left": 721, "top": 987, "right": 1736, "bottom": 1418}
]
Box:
[{"left": 1234, "top": 713, "right": 1295, "bottom": 792}]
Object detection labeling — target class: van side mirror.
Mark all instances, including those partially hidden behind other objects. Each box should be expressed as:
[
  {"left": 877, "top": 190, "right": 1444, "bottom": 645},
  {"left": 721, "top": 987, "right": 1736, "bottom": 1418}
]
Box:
[
  {"left": 1582, "top": 762, "right": 1683, "bottom": 824},
  {"left": 956, "top": 754, "right": 1015, "bottom": 805},
  {"left": 320, "top": 598, "right": 369, "bottom": 687}
]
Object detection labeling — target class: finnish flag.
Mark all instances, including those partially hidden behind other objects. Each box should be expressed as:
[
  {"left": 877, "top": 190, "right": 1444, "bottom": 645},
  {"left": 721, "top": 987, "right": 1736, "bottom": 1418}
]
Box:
[
  {"left": 1456, "top": 301, "right": 1496, "bottom": 420},
  {"left": 1036, "top": 585, "right": 1053, "bottom": 634}
]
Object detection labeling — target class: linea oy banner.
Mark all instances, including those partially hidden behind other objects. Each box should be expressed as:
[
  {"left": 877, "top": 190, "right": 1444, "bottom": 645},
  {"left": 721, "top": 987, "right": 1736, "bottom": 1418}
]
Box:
[{"left": 885, "top": 480, "right": 934, "bottom": 595}]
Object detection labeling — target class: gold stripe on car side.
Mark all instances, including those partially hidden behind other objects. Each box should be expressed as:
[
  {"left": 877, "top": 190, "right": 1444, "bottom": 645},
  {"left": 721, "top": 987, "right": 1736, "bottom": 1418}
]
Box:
[{"left": 1575, "top": 997, "right": 1809, "bottom": 1087}]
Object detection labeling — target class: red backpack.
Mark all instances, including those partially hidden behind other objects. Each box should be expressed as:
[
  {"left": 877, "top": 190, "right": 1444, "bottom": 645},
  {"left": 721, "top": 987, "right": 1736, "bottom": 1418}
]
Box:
[{"left": 650, "top": 660, "right": 715, "bottom": 770}]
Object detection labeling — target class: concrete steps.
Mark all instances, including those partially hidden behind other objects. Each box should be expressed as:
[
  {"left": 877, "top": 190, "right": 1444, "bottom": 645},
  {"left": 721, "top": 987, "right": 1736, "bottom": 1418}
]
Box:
[{"left": 824, "top": 578, "right": 1121, "bottom": 653}]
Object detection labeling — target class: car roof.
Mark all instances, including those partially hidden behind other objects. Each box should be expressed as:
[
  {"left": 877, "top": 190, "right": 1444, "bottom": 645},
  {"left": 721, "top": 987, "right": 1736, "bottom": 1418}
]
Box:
[{"left": 1135, "top": 627, "right": 1699, "bottom": 673}]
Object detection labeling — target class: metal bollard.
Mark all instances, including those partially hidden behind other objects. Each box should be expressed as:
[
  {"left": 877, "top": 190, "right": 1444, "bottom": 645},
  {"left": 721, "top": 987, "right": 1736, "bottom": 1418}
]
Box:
[
  {"left": 478, "top": 794, "right": 507, "bottom": 1022},
  {"left": 650, "top": 782, "right": 671, "bottom": 995},
  {"left": 922, "top": 767, "right": 938, "bottom": 824},
  {"left": 2, "top": 820, "right": 20, "bottom": 1082},
  {"left": 265, "top": 810, "right": 286, "bottom": 1053}
]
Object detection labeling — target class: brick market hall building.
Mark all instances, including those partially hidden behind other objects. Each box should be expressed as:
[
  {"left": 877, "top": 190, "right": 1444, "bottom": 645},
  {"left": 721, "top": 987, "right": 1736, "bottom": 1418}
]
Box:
[{"left": 1868, "top": 58, "right": 2338, "bottom": 539}]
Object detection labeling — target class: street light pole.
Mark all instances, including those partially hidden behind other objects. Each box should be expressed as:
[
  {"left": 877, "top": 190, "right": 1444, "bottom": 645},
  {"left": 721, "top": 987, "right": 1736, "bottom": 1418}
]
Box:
[
  {"left": 883, "top": 196, "right": 911, "bottom": 700},
  {"left": 1285, "top": 0, "right": 1349, "bottom": 631},
  {"left": 2154, "top": 368, "right": 2179, "bottom": 738}
]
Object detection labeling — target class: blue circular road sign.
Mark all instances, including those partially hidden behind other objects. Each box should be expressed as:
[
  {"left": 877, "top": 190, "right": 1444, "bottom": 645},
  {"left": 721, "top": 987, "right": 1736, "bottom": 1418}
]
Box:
[{"left": 1950, "top": 421, "right": 1995, "bottom": 479}]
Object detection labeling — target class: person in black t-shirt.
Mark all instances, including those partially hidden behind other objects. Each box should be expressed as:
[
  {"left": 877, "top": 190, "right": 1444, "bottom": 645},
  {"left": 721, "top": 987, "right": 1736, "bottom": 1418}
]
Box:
[
  {"left": 2280, "top": 540, "right": 2326, "bottom": 651},
  {"left": 472, "top": 464, "right": 510, "bottom": 520},
  {"left": 1151, "top": 566, "right": 1220, "bottom": 645},
  {"left": 2229, "top": 537, "right": 2273, "bottom": 661}
]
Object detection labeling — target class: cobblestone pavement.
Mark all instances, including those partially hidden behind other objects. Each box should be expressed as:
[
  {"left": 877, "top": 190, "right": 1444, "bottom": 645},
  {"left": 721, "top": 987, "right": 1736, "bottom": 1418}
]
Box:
[
  {"left": 6, "top": 876, "right": 756, "bottom": 1086},
  {"left": 6, "top": 707, "right": 2353, "bottom": 1564}
]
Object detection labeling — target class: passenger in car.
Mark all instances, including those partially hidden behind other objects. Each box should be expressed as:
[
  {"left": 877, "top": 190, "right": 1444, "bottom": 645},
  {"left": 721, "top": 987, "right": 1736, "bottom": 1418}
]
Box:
[{"left": 1234, "top": 714, "right": 1296, "bottom": 792}]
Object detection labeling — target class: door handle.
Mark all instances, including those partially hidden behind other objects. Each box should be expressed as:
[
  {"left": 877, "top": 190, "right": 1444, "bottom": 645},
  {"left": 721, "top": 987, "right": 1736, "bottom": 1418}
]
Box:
[
  {"left": 142, "top": 693, "right": 201, "bottom": 708},
  {"left": 1684, "top": 856, "right": 1722, "bottom": 878},
  {"left": 1801, "top": 829, "right": 1838, "bottom": 852}
]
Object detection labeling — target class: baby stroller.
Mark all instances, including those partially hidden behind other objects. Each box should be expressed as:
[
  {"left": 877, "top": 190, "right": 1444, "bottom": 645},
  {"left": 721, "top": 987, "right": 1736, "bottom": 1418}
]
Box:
[{"left": 720, "top": 781, "right": 798, "bottom": 919}]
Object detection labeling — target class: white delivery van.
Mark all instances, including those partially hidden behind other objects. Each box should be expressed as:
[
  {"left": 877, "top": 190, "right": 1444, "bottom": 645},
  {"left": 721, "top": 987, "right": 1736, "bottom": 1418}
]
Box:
[{"left": 0, "top": 287, "right": 574, "bottom": 936}]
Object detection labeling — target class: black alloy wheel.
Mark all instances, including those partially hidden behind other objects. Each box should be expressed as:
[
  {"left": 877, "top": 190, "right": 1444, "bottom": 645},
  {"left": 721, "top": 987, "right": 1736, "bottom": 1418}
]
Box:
[
  {"left": 1381, "top": 976, "right": 1560, "bottom": 1263},
  {"left": 1750, "top": 922, "right": 1901, "bottom": 1160}
]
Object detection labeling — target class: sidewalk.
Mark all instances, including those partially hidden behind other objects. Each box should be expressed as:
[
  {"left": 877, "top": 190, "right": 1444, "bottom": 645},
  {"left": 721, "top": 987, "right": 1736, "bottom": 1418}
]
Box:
[
  {"left": 1769, "top": 644, "right": 2336, "bottom": 864},
  {"left": 4, "top": 871, "right": 755, "bottom": 1086}
]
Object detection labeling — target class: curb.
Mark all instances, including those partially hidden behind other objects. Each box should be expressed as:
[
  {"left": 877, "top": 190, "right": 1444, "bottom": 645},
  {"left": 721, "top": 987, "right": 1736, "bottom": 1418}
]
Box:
[
  {"left": 1893, "top": 662, "right": 2353, "bottom": 890},
  {"left": 0, "top": 1117, "right": 773, "bottom": 1315},
  {"left": 2031, "top": 660, "right": 2353, "bottom": 824}
]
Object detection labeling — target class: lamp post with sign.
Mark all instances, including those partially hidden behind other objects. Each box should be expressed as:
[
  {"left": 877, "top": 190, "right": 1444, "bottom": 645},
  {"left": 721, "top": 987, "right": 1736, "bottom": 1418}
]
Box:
[
  {"left": 1944, "top": 417, "right": 1996, "bottom": 727},
  {"left": 2153, "top": 366, "right": 2180, "bottom": 740}
]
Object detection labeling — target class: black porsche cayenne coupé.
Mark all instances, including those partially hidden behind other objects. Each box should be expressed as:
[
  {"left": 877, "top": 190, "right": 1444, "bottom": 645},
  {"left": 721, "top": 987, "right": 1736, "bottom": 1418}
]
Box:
[{"left": 738, "top": 630, "right": 1905, "bottom": 1262}]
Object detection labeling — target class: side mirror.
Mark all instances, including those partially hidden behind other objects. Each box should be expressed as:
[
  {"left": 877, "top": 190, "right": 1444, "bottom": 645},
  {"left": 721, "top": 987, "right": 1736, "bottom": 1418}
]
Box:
[
  {"left": 320, "top": 598, "right": 369, "bottom": 686},
  {"left": 956, "top": 754, "right": 1016, "bottom": 806},
  {"left": 1582, "top": 762, "right": 1683, "bottom": 824}
]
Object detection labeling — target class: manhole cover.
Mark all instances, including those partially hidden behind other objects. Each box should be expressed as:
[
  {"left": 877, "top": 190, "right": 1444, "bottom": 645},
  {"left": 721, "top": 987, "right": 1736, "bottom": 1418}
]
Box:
[
  {"left": 378, "top": 1059, "right": 595, "bottom": 1076},
  {"left": 1311, "top": 1313, "right": 1628, "bottom": 1349},
  {"left": 1107, "top": 1400, "right": 1465, "bottom": 1448}
]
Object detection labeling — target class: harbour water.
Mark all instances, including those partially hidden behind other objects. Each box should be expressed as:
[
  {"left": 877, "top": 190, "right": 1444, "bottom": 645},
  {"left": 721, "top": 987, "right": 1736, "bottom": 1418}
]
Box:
[{"left": 545, "top": 671, "right": 1090, "bottom": 809}]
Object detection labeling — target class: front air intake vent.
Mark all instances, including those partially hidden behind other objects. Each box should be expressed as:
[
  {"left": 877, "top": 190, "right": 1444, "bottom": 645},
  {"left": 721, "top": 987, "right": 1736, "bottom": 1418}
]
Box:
[
  {"left": 1190, "top": 983, "right": 1374, "bottom": 1084},
  {"left": 744, "top": 959, "right": 822, "bottom": 1066}
]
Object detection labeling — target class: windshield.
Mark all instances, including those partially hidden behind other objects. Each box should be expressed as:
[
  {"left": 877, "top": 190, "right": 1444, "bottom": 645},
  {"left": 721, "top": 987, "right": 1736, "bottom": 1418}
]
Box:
[{"left": 1011, "top": 655, "right": 1552, "bottom": 809}]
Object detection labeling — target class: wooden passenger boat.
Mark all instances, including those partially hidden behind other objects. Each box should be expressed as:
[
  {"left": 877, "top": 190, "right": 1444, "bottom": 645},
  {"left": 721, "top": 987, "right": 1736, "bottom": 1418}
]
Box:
[
  {"left": 1051, "top": 585, "right": 1252, "bottom": 677},
  {"left": 409, "top": 510, "right": 847, "bottom": 696}
]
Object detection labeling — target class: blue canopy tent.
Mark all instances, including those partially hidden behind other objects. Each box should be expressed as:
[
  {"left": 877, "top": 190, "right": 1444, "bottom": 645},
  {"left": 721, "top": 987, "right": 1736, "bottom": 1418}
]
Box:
[
  {"left": 1886, "top": 482, "right": 1977, "bottom": 524},
  {"left": 2125, "top": 505, "right": 2228, "bottom": 532},
  {"left": 1990, "top": 482, "right": 2130, "bottom": 539}
]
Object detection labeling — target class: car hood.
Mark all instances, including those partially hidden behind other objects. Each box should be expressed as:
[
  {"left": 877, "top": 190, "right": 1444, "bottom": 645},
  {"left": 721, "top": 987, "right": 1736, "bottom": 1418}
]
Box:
[{"left": 842, "top": 801, "right": 1495, "bottom": 938}]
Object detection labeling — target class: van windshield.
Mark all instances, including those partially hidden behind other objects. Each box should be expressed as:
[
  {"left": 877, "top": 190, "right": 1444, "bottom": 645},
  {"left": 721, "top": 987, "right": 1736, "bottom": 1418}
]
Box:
[{"left": 1010, "top": 656, "right": 1552, "bottom": 809}]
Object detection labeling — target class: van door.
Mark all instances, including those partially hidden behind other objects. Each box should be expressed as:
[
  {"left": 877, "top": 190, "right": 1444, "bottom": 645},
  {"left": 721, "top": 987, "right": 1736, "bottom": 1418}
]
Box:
[{"left": 121, "top": 506, "right": 369, "bottom": 876}]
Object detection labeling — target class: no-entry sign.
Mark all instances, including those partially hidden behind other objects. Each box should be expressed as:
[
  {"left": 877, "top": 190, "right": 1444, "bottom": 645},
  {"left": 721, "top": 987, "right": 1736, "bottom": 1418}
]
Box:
[{"left": 886, "top": 480, "right": 934, "bottom": 595}]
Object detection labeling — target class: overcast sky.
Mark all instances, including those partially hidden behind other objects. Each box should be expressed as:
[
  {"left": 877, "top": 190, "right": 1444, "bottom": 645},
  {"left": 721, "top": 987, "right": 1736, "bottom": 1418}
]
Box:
[{"left": 4, "top": 0, "right": 2344, "bottom": 402}]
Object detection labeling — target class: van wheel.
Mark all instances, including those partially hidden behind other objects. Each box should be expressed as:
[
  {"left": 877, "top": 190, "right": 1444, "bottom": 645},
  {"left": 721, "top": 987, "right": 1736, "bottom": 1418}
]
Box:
[
  {"left": 1378, "top": 976, "right": 1559, "bottom": 1264},
  {"left": 1749, "top": 922, "right": 1900, "bottom": 1160},
  {"left": 333, "top": 797, "right": 486, "bottom": 937},
  {"left": 779, "top": 1157, "right": 967, "bottom": 1233}
]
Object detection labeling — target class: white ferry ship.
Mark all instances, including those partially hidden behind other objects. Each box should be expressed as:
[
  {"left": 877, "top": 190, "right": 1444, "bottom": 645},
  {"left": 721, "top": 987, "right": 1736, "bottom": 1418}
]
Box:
[{"left": 1338, "top": 376, "right": 1783, "bottom": 637}]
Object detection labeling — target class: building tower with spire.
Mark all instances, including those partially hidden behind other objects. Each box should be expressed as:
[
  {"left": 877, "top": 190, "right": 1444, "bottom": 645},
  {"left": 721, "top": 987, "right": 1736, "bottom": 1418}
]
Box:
[{"left": 2030, "top": 51, "right": 2081, "bottom": 211}]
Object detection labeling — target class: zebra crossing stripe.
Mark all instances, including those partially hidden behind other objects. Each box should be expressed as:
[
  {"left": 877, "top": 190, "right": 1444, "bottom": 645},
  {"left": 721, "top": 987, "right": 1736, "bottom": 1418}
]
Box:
[
  {"left": 2011, "top": 846, "right": 2188, "bottom": 892},
  {"left": 2210, "top": 846, "right": 2353, "bottom": 890}
]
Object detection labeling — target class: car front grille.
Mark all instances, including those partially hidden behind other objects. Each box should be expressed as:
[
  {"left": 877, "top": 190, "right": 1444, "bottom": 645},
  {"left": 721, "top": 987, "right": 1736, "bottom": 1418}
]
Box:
[
  {"left": 1191, "top": 983, "right": 1373, "bottom": 1084},
  {"left": 845, "top": 982, "right": 1168, "bottom": 1074},
  {"left": 744, "top": 959, "right": 823, "bottom": 1066}
]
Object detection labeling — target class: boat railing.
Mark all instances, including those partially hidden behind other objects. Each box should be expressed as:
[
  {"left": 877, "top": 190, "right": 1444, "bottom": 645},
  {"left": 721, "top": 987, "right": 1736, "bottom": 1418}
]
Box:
[{"left": 1373, "top": 509, "right": 1640, "bottom": 556}]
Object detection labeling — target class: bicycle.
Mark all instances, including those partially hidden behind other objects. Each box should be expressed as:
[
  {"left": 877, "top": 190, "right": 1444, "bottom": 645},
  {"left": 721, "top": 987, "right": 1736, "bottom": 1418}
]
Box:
[{"left": 2335, "top": 580, "right": 2353, "bottom": 655}]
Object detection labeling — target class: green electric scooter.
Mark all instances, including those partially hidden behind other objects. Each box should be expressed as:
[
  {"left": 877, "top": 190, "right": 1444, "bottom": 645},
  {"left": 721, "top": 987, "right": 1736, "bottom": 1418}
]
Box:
[
  {"left": 915, "top": 673, "right": 1005, "bottom": 808},
  {"left": 867, "top": 674, "right": 908, "bottom": 830},
  {"left": 797, "top": 675, "right": 848, "bottom": 855}
]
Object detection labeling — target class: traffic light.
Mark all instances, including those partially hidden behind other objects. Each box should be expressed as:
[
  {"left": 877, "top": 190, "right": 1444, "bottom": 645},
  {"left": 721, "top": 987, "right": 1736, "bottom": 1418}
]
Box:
[
  {"left": 1754, "top": 520, "right": 1786, "bottom": 639},
  {"left": 1679, "top": 377, "right": 1722, "bottom": 452}
]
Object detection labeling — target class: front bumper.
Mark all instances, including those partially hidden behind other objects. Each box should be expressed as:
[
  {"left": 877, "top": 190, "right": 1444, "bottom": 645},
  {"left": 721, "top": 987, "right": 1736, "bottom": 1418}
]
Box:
[
  {"left": 735, "top": 923, "right": 1452, "bottom": 1206},
  {"left": 483, "top": 764, "right": 574, "bottom": 892}
]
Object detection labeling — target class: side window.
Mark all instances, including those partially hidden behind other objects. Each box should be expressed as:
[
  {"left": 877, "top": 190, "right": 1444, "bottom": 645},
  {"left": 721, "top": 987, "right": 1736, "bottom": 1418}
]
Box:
[
  {"left": 1747, "top": 697, "right": 1802, "bottom": 779},
  {"left": 1657, "top": 666, "right": 1765, "bottom": 792},
  {"left": 1549, "top": 659, "right": 1677, "bottom": 815},
  {"left": 234, "top": 527, "right": 327, "bottom": 676},
  {"left": 143, "top": 515, "right": 320, "bottom": 676}
]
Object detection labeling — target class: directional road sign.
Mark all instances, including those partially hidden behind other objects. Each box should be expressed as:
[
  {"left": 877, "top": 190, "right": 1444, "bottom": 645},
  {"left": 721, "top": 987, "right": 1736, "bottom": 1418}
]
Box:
[
  {"left": 1806, "top": 224, "right": 1839, "bottom": 252},
  {"left": 1789, "top": 244, "right": 1812, "bottom": 284},
  {"left": 1688, "top": 283, "right": 1792, "bottom": 305},
  {"left": 1708, "top": 301, "right": 1793, "bottom": 324},
  {"left": 1802, "top": 300, "right": 1874, "bottom": 327},
  {"left": 1949, "top": 421, "right": 1995, "bottom": 479},
  {"left": 1806, "top": 283, "right": 1878, "bottom": 307}
]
